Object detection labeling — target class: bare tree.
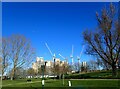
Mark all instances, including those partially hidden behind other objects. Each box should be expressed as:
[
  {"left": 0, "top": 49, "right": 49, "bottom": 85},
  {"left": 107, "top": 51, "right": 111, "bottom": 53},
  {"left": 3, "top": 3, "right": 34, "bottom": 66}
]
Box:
[
  {"left": 73, "top": 62, "right": 78, "bottom": 72},
  {"left": 27, "top": 68, "right": 35, "bottom": 77},
  {"left": 51, "top": 61, "right": 69, "bottom": 79},
  {"left": 38, "top": 67, "right": 42, "bottom": 75},
  {"left": 8, "top": 34, "right": 35, "bottom": 79},
  {"left": 1, "top": 37, "right": 10, "bottom": 76},
  {"left": 62, "top": 62, "right": 70, "bottom": 74},
  {"left": 54, "top": 64, "right": 60, "bottom": 78},
  {"left": 83, "top": 3, "right": 120, "bottom": 76},
  {"left": 87, "top": 60, "right": 98, "bottom": 72},
  {"left": 96, "top": 58, "right": 105, "bottom": 70}
]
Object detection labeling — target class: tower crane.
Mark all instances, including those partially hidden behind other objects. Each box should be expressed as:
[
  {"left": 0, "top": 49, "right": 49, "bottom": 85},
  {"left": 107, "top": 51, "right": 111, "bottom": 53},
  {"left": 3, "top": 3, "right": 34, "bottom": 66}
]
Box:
[
  {"left": 59, "top": 54, "right": 68, "bottom": 64},
  {"left": 45, "top": 42, "right": 56, "bottom": 79},
  {"left": 45, "top": 42, "right": 56, "bottom": 62},
  {"left": 77, "top": 45, "right": 84, "bottom": 72},
  {"left": 70, "top": 45, "right": 74, "bottom": 65}
]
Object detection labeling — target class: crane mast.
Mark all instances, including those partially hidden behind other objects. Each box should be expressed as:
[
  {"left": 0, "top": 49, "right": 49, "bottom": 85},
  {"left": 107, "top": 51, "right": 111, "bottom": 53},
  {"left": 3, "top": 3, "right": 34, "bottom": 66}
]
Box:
[{"left": 70, "top": 45, "right": 74, "bottom": 65}]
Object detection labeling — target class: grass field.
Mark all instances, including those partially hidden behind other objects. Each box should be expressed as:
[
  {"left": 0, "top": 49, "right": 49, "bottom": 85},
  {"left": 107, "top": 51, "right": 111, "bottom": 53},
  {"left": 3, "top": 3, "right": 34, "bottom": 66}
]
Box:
[
  {"left": 65, "top": 69, "right": 120, "bottom": 79},
  {"left": 1, "top": 70, "right": 120, "bottom": 89},
  {"left": 2, "top": 79, "right": 119, "bottom": 89}
]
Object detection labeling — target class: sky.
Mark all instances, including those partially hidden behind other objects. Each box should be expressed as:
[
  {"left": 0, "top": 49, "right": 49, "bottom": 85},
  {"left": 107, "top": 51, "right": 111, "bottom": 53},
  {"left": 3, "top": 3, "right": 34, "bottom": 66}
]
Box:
[{"left": 2, "top": 2, "right": 118, "bottom": 64}]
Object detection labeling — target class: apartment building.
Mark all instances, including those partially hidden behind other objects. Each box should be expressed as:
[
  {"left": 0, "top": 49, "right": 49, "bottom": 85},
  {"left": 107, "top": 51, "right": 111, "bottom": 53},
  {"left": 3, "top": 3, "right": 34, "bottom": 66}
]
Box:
[{"left": 32, "top": 57, "right": 67, "bottom": 75}]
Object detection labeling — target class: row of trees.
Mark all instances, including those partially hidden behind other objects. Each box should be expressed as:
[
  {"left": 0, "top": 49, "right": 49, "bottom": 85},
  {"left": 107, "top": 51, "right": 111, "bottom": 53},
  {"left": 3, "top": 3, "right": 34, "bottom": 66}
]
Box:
[
  {"left": 36, "top": 61, "right": 70, "bottom": 78},
  {"left": 1, "top": 34, "right": 35, "bottom": 79},
  {"left": 73, "top": 59, "right": 111, "bottom": 73},
  {"left": 9, "top": 61, "right": 70, "bottom": 79}
]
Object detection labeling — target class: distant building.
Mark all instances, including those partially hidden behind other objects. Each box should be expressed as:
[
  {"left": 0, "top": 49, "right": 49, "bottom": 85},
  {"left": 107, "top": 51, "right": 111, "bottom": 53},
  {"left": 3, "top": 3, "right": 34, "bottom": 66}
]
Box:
[
  {"left": 32, "top": 62, "right": 38, "bottom": 73},
  {"left": 82, "top": 62, "right": 87, "bottom": 67},
  {"left": 60, "top": 61, "right": 65, "bottom": 66},
  {"left": 46, "top": 61, "right": 53, "bottom": 67},
  {"left": 32, "top": 57, "right": 68, "bottom": 75},
  {"left": 81, "top": 62, "right": 87, "bottom": 72},
  {"left": 36, "top": 57, "right": 44, "bottom": 65},
  {"left": 55, "top": 58, "right": 60, "bottom": 65},
  {"left": 32, "top": 57, "right": 45, "bottom": 74},
  {"left": 45, "top": 61, "right": 53, "bottom": 75}
]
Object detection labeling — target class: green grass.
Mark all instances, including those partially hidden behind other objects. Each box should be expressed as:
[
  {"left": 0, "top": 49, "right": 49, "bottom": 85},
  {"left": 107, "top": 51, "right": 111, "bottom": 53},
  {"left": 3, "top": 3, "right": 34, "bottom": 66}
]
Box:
[
  {"left": 2, "top": 70, "right": 120, "bottom": 89},
  {"left": 70, "top": 79, "right": 119, "bottom": 87},
  {"left": 2, "top": 78, "right": 42, "bottom": 85},
  {"left": 2, "top": 79, "right": 119, "bottom": 89},
  {"left": 65, "top": 70, "right": 120, "bottom": 79}
]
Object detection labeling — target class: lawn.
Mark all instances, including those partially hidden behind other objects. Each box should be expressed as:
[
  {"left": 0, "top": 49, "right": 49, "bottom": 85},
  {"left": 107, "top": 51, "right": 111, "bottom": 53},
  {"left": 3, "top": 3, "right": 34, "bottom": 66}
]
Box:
[
  {"left": 2, "top": 70, "right": 120, "bottom": 89},
  {"left": 65, "top": 69, "right": 120, "bottom": 79},
  {"left": 1, "top": 79, "right": 119, "bottom": 89}
]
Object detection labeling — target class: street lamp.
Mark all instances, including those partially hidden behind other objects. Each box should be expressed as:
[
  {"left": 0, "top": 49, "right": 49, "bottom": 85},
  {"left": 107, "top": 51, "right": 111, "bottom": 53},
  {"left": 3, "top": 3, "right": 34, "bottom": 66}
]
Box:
[{"left": 41, "top": 61, "right": 47, "bottom": 89}]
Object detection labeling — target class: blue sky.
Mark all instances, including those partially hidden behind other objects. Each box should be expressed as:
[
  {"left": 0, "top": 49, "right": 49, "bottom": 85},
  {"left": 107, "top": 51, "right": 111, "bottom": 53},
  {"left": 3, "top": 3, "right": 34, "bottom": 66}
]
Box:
[{"left": 2, "top": 2, "right": 117, "bottom": 64}]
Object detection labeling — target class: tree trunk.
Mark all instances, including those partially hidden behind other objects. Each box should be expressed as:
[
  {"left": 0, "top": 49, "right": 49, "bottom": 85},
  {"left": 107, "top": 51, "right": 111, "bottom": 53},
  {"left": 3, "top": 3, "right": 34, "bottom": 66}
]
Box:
[
  {"left": 12, "top": 69, "right": 15, "bottom": 80},
  {"left": 112, "top": 63, "right": 117, "bottom": 77},
  {"left": 12, "top": 65, "right": 16, "bottom": 80}
]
